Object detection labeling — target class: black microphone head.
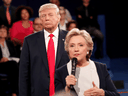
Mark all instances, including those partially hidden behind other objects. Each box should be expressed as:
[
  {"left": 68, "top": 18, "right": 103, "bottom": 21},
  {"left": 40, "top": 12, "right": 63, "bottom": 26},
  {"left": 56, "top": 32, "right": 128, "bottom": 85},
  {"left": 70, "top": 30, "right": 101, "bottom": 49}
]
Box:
[{"left": 72, "top": 58, "right": 77, "bottom": 66}]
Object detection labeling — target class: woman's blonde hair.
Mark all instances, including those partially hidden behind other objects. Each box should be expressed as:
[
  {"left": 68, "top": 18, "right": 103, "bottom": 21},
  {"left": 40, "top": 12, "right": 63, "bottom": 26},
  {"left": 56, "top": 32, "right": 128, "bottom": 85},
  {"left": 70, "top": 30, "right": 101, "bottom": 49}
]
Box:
[
  {"left": 65, "top": 28, "right": 93, "bottom": 61},
  {"left": 39, "top": 3, "right": 60, "bottom": 17}
]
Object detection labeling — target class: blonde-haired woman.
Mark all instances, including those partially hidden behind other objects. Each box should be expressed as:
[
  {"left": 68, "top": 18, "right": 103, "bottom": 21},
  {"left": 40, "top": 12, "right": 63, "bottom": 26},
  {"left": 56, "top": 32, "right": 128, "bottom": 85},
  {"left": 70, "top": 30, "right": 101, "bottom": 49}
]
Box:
[{"left": 55, "top": 28, "right": 120, "bottom": 96}]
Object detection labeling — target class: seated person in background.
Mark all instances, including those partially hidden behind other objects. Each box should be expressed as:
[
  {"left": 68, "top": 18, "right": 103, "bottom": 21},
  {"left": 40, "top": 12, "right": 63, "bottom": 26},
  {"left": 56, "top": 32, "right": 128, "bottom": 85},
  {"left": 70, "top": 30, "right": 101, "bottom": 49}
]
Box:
[
  {"left": 50, "top": 0, "right": 72, "bottom": 21},
  {"left": 59, "top": 6, "right": 68, "bottom": 31},
  {"left": 33, "top": 17, "right": 43, "bottom": 33},
  {"left": 66, "top": 20, "right": 78, "bottom": 31},
  {"left": 55, "top": 28, "right": 120, "bottom": 96},
  {"left": 0, "top": 25, "right": 19, "bottom": 96},
  {"left": 76, "top": 0, "right": 104, "bottom": 59},
  {"left": 10, "top": 5, "right": 34, "bottom": 47}
]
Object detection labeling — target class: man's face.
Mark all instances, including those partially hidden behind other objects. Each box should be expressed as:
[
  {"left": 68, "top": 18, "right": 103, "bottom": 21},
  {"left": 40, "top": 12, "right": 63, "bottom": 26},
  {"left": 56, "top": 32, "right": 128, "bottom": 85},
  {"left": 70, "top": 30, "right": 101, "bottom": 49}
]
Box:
[
  {"left": 50, "top": 0, "right": 60, "bottom": 6},
  {"left": 33, "top": 18, "right": 43, "bottom": 32},
  {"left": 59, "top": 10, "right": 66, "bottom": 20},
  {"left": 82, "top": 0, "right": 90, "bottom": 3},
  {"left": 40, "top": 8, "right": 60, "bottom": 30},
  {"left": 3, "top": 0, "right": 12, "bottom": 5}
]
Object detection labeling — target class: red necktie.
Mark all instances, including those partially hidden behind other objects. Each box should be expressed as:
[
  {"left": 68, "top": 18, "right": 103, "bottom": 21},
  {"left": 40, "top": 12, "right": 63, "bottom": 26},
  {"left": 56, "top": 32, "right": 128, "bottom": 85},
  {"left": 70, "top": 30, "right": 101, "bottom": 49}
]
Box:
[
  {"left": 6, "top": 7, "right": 11, "bottom": 25},
  {"left": 47, "top": 34, "right": 55, "bottom": 96}
]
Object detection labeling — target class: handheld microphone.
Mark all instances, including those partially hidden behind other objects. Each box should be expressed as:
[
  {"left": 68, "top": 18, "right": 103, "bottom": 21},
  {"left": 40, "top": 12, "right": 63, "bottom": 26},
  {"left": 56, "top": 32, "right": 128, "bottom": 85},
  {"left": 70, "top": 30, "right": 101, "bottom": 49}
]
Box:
[{"left": 70, "top": 58, "right": 77, "bottom": 89}]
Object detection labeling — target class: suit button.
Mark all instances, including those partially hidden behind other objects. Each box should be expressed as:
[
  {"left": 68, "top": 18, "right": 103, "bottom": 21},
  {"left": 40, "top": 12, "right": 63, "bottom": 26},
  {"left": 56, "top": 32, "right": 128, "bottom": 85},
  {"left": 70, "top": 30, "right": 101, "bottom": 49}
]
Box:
[
  {"left": 48, "top": 75, "right": 50, "bottom": 78},
  {"left": 46, "top": 89, "right": 49, "bottom": 91}
]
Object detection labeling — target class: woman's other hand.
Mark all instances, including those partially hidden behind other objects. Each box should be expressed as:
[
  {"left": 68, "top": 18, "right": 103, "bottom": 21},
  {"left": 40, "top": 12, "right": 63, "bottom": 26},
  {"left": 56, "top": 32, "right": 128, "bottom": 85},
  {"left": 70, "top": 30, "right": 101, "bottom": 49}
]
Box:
[
  {"left": 84, "top": 81, "right": 105, "bottom": 96},
  {"left": 12, "top": 38, "right": 23, "bottom": 46}
]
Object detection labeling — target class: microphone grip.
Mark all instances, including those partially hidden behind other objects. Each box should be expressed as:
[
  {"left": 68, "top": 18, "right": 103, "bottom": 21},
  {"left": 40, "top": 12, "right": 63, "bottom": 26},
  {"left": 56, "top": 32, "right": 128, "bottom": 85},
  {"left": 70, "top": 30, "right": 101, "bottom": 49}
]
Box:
[
  {"left": 70, "top": 58, "right": 77, "bottom": 89},
  {"left": 70, "top": 70, "right": 75, "bottom": 89}
]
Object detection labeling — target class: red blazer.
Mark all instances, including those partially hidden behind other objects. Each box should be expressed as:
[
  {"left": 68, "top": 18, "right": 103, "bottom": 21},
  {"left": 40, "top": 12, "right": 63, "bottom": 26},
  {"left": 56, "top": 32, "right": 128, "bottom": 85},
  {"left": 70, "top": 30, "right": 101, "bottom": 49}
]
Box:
[{"left": 10, "top": 20, "right": 33, "bottom": 44}]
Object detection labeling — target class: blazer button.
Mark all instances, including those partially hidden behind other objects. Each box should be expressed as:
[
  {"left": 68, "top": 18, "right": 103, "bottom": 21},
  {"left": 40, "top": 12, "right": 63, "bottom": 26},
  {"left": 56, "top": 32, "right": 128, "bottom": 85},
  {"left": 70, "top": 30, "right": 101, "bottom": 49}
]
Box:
[{"left": 48, "top": 75, "right": 50, "bottom": 78}]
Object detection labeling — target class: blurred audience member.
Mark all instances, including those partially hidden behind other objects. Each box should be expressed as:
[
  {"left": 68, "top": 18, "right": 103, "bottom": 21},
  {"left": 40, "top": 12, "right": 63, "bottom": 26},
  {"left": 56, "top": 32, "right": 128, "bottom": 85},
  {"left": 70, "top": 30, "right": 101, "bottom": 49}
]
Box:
[
  {"left": 66, "top": 20, "right": 78, "bottom": 31},
  {"left": 10, "top": 5, "right": 33, "bottom": 47},
  {"left": 0, "top": 0, "right": 17, "bottom": 28},
  {"left": 76, "top": 0, "right": 104, "bottom": 59},
  {"left": 59, "top": 6, "right": 68, "bottom": 30},
  {"left": 50, "top": 0, "right": 72, "bottom": 21},
  {"left": 33, "top": 17, "right": 43, "bottom": 33},
  {"left": 0, "top": 25, "right": 19, "bottom": 96}
]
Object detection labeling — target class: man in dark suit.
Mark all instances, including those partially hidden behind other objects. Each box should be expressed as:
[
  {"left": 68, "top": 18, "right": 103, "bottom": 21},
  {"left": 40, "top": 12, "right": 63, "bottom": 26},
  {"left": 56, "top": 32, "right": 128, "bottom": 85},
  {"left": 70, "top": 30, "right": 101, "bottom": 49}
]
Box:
[
  {"left": 19, "top": 3, "right": 69, "bottom": 96},
  {"left": 0, "top": 0, "right": 17, "bottom": 28}
]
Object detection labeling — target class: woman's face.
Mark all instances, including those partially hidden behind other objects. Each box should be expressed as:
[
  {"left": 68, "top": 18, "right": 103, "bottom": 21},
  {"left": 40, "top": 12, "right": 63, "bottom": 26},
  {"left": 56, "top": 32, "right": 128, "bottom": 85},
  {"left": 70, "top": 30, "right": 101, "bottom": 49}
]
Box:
[
  {"left": 68, "top": 35, "right": 88, "bottom": 63},
  {"left": 21, "top": 9, "right": 30, "bottom": 20},
  {"left": 0, "top": 28, "right": 7, "bottom": 39},
  {"left": 68, "top": 23, "right": 77, "bottom": 31}
]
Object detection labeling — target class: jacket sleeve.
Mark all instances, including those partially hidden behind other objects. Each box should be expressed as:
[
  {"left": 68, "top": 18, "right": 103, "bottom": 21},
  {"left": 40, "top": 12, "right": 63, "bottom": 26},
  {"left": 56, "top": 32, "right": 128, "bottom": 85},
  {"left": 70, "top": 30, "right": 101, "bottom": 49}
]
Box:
[
  {"left": 103, "top": 65, "right": 120, "bottom": 96},
  {"left": 19, "top": 38, "right": 31, "bottom": 96}
]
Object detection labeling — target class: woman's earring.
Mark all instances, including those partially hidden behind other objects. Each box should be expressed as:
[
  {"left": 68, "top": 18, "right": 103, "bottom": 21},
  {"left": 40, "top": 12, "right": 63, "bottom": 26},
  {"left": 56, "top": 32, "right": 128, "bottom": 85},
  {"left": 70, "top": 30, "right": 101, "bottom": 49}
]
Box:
[{"left": 87, "top": 52, "right": 89, "bottom": 54}]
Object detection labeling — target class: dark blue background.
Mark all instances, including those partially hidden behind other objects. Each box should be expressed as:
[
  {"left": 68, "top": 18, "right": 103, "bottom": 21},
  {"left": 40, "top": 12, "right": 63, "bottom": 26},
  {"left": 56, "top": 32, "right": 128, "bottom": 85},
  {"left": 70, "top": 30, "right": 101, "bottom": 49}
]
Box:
[{"left": 0, "top": 0, "right": 127, "bottom": 58}]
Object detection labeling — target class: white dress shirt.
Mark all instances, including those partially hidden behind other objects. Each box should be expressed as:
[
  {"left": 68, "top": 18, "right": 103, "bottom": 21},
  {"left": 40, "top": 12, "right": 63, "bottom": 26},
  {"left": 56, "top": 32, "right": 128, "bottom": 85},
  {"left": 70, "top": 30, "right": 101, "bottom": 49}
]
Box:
[
  {"left": 59, "top": 20, "right": 68, "bottom": 31},
  {"left": 0, "top": 41, "right": 19, "bottom": 63},
  {"left": 44, "top": 27, "right": 59, "bottom": 60},
  {"left": 0, "top": 41, "right": 10, "bottom": 58}
]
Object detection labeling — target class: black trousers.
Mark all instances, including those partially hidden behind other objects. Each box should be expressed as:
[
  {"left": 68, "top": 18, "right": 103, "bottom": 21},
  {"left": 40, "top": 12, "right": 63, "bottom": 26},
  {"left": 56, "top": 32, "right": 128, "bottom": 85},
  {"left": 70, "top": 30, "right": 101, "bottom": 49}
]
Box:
[
  {"left": 0, "top": 61, "right": 19, "bottom": 94},
  {"left": 81, "top": 26, "right": 104, "bottom": 58}
]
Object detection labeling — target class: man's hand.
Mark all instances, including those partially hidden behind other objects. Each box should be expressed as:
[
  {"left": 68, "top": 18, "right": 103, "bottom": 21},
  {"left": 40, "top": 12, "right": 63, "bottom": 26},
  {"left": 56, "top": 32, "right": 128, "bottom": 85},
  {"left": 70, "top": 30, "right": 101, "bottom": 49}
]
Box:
[{"left": 0, "top": 57, "right": 9, "bottom": 63}]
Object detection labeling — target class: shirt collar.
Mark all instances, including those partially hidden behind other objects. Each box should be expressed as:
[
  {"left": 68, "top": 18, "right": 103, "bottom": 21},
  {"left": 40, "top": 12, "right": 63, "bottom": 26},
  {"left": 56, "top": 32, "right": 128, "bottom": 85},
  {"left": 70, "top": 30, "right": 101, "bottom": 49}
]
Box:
[
  {"left": 33, "top": 30, "right": 37, "bottom": 33},
  {"left": 0, "top": 41, "right": 6, "bottom": 48},
  {"left": 44, "top": 27, "right": 59, "bottom": 39},
  {"left": 4, "top": 6, "right": 10, "bottom": 9}
]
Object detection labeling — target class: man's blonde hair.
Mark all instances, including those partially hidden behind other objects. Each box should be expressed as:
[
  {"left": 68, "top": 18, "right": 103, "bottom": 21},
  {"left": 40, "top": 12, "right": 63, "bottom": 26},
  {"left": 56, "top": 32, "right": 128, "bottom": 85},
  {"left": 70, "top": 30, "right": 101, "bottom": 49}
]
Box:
[{"left": 39, "top": 3, "right": 60, "bottom": 17}]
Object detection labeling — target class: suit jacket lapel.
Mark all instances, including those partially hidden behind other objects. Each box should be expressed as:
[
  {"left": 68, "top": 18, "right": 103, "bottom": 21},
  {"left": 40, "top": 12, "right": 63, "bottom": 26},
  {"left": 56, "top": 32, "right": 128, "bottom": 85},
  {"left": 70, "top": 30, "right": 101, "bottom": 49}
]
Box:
[
  {"left": 0, "top": 46, "right": 2, "bottom": 60},
  {"left": 94, "top": 62, "right": 104, "bottom": 88},
  {"left": 10, "top": 6, "right": 16, "bottom": 23},
  {"left": 10, "top": 6, "right": 14, "bottom": 22},
  {"left": 1, "top": 6, "right": 6, "bottom": 20},
  {"left": 37, "top": 31, "right": 49, "bottom": 71},
  {"left": 55, "top": 29, "right": 65, "bottom": 69}
]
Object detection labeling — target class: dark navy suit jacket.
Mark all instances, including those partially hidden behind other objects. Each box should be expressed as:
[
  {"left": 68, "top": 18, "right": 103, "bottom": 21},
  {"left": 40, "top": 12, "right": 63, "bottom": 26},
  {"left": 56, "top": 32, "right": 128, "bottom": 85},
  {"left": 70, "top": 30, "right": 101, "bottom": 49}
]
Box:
[
  {"left": 19, "top": 29, "right": 70, "bottom": 96},
  {"left": 55, "top": 61, "right": 120, "bottom": 96}
]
